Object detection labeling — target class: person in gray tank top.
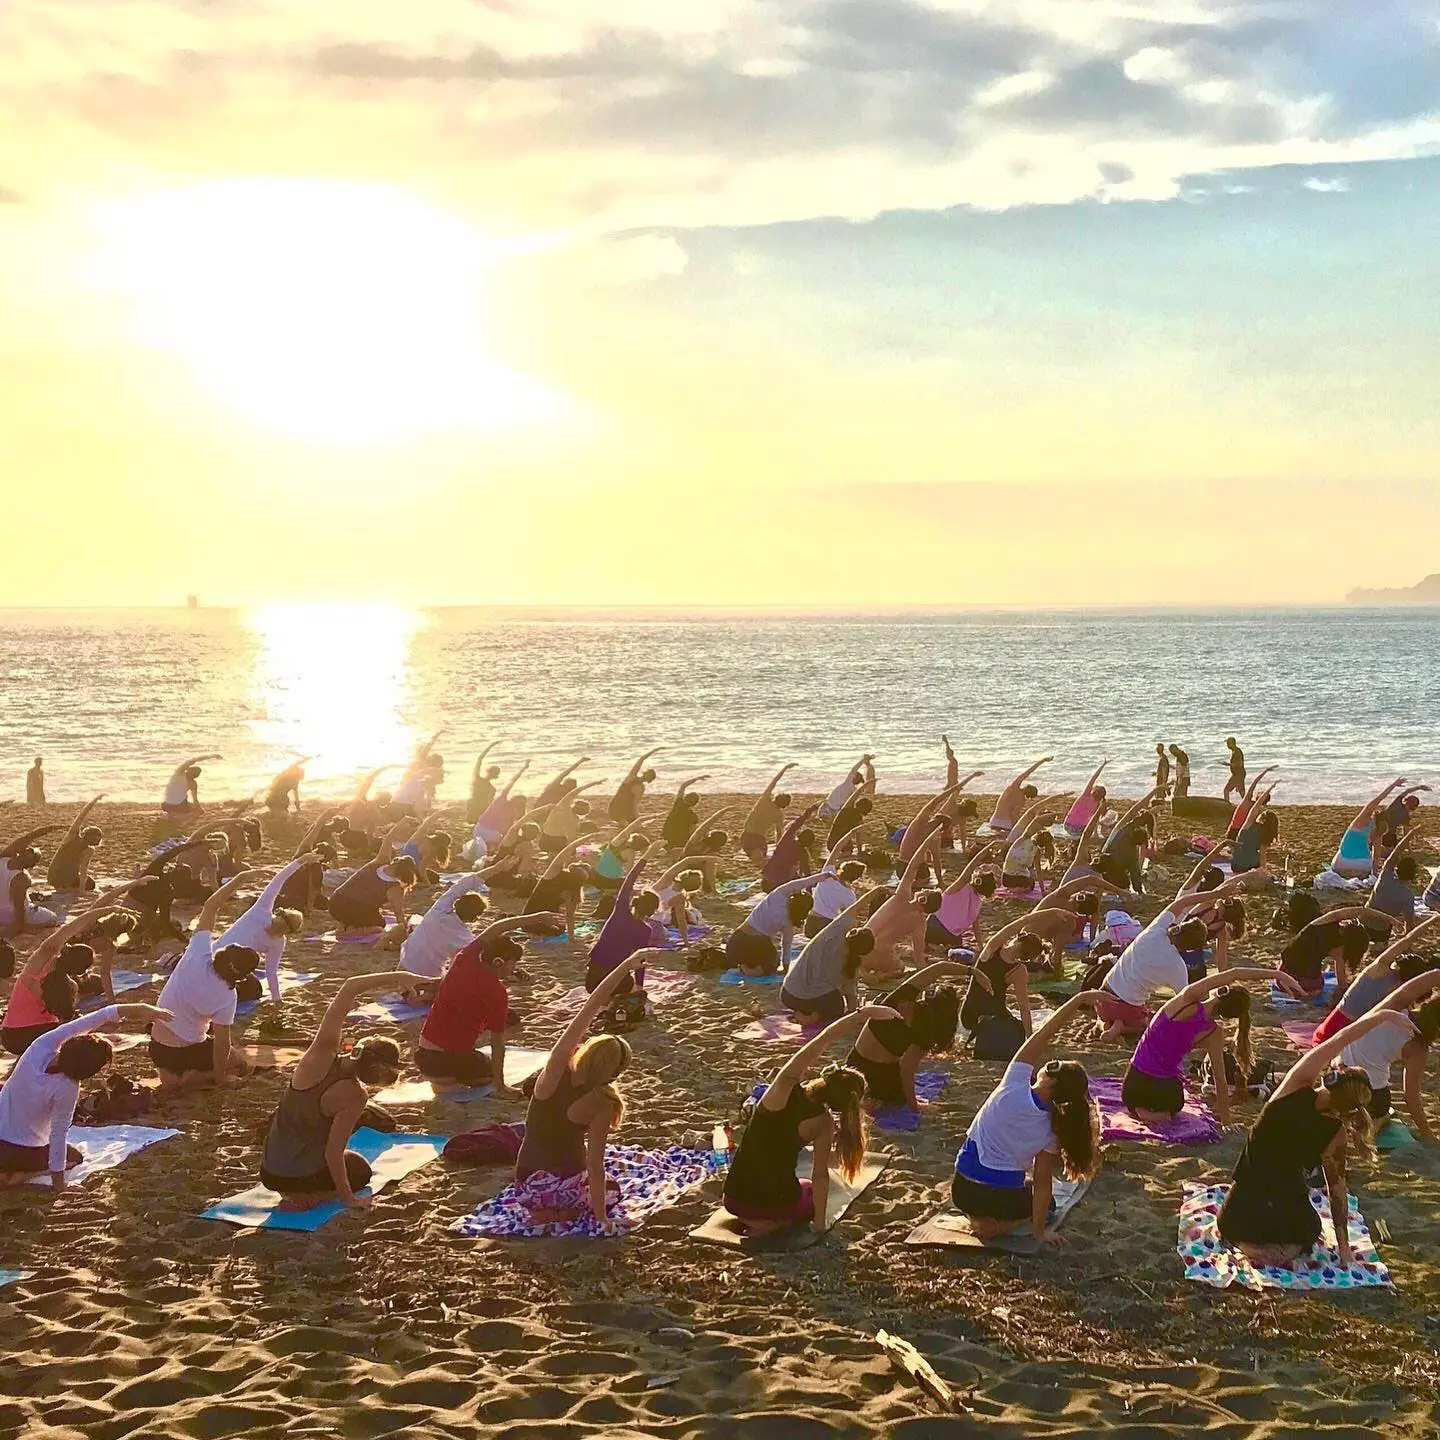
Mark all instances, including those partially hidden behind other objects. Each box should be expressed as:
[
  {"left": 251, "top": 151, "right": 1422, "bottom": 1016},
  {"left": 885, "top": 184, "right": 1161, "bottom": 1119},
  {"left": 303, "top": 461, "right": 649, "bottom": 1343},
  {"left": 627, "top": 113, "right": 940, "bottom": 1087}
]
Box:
[{"left": 258, "top": 970, "right": 410, "bottom": 1211}]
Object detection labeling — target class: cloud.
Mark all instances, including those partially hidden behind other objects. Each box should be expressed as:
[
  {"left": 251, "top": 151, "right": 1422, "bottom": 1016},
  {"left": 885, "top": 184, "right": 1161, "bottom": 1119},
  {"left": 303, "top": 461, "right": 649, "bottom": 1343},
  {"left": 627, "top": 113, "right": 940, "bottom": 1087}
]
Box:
[
  {"left": 1302, "top": 175, "right": 1351, "bottom": 192},
  {"left": 586, "top": 234, "right": 689, "bottom": 285},
  {"left": 1, "top": 0, "right": 1437, "bottom": 235}
]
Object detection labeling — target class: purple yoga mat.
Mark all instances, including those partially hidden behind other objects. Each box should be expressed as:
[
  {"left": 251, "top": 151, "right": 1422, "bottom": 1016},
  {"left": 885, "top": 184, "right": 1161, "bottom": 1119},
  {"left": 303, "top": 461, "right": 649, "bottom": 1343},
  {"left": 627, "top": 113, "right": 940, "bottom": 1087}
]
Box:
[
  {"left": 1089, "top": 1075, "right": 1221, "bottom": 1145},
  {"left": 873, "top": 1070, "right": 950, "bottom": 1131}
]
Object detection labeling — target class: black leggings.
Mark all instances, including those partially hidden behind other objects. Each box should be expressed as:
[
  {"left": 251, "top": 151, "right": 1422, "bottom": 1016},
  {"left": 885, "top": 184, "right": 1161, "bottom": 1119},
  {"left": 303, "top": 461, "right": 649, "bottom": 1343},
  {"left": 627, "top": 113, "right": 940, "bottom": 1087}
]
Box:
[
  {"left": 416, "top": 1046, "right": 494, "bottom": 1086},
  {"left": 260, "top": 1151, "right": 372, "bottom": 1196}
]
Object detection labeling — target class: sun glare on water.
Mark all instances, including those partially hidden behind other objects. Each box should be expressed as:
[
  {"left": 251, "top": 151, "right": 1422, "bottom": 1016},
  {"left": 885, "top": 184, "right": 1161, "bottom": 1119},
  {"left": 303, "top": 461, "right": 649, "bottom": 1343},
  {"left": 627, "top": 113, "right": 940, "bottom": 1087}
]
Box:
[
  {"left": 94, "top": 179, "right": 563, "bottom": 445},
  {"left": 245, "top": 602, "right": 426, "bottom": 785}
]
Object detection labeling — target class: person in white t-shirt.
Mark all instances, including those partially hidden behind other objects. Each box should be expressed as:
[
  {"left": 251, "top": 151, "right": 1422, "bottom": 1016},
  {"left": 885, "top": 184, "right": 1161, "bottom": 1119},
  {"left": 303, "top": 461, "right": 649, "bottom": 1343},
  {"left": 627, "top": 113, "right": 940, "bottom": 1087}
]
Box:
[
  {"left": 398, "top": 874, "right": 491, "bottom": 999},
  {"left": 725, "top": 872, "right": 827, "bottom": 976},
  {"left": 1094, "top": 872, "right": 1258, "bottom": 1041},
  {"left": 950, "top": 990, "right": 1106, "bottom": 1247},
  {"left": 1340, "top": 959, "right": 1440, "bottom": 1138},
  {"left": 819, "top": 755, "right": 874, "bottom": 820},
  {"left": 161, "top": 754, "right": 221, "bottom": 814},
  {"left": 214, "top": 856, "right": 318, "bottom": 1007},
  {"left": 151, "top": 870, "right": 265, "bottom": 1090},
  {"left": 0, "top": 1001, "right": 172, "bottom": 1190}
]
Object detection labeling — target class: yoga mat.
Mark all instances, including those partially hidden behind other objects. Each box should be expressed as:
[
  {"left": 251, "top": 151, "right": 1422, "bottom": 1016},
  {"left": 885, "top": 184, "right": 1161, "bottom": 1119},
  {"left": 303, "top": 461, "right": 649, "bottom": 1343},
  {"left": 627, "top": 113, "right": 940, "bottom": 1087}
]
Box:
[
  {"left": 718, "top": 880, "right": 757, "bottom": 899},
  {"left": 873, "top": 1070, "right": 950, "bottom": 1132},
  {"left": 78, "top": 970, "right": 155, "bottom": 1012},
  {"left": 689, "top": 1151, "right": 890, "bottom": 1251},
  {"left": 454, "top": 1144, "right": 717, "bottom": 1239},
  {"left": 201, "top": 1128, "right": 447, "bottom": 1230},
  {"left": 996, "top": 883, "right": 1048, "bottom": 902},
  {"left": 1281, "top": 1019, "right": 1317, "bottom": 1053},
  {"left": 534, "top": 921, "right": 600, "bottom": 946},
  {"left": 904, "top": 1178, "right": 1090, "bottom": 1255},
  {"left": 373, "top": 1047, "right": 550, "bottom": 1105},
  {"left": 1377, "top": 1118, "right": 1416, "bottom": 1152},
  {"left": 719, "top": 969, "right": 783, "bottom": 986},
  {"left": 1088, "top": 1076, "right": 1221, "bottom": 1145},
  {"left": 349, "top": 993, "right": 432, "bottom": 1025},
  {"left": 1178, "top": 1182, "right": 1391, "bottom": 1290},
  {"left": 542, "top": 970, "right": 700, "bottom": 1021},
  {"left": 28, "top": 1125, "right": 181, "bottom": 1189},
  {"left": 1270, "top": 973, "right": 1337, "bottom": 1010},
  {"left": 659, "top": 924, "right": 713, "bottom": 949},
  {"left": 735, "top": 1014, "right": 822, "bottom": 1044},
  {"left": 0, "top": 1270, "right": 34, "bottom": 1288},
  {"left": 236, "top": 971, "right": 318, "bottom": 1018}
]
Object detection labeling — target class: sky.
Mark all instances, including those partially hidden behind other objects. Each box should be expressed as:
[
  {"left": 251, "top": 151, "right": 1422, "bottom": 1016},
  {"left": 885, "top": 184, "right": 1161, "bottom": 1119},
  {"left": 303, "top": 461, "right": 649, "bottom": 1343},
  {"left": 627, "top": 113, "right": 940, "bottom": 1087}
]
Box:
[{"left": 3, "top": 0, "right": 1440, "bottom": 609}]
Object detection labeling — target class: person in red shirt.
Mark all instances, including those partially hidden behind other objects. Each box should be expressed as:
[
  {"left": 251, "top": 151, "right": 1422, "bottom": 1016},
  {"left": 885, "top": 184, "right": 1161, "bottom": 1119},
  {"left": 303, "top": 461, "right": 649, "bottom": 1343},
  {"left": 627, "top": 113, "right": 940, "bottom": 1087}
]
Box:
[{"left": 415, "top": 912, "right": 558, "bottom": 1093}]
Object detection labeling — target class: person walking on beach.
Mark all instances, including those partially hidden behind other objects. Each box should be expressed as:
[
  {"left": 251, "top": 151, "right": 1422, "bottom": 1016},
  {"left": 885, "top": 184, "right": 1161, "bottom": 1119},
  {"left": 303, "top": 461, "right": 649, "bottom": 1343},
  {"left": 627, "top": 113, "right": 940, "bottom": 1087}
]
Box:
[
  {"left": 1169, "top": 745, "right": 1191, "bottom": 801},
  {"left": 1222, "top": 738, "right": 1246, "bottom": 803},
  {"left": 25, "top": 757, "right": 45, "bottom": 806},
  {"left": 1153, "top": 745, "right": 1170, "bottom": 793}
]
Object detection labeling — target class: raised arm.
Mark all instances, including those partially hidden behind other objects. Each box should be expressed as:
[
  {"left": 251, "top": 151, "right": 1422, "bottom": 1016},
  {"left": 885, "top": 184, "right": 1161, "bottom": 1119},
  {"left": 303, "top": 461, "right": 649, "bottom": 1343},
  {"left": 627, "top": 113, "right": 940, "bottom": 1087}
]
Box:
[
  {"left": 1241, "top": 767, "right": 1276, "bottom": 806},
  {"left": 760, "top": 762, "right": 796, "bottom": 798},
  {"left": 1170, "top": 871, "right": 1263, "bottom": 918},
  {"left": 471, "top": 742, "right": 500, "bottom": 779},
  {"left": 1272, "top": 1008, "right": 1415, "bottom": 1101},
  {"left": 1162, "top": 966, "right": 1289, "bottom": 1017},
  {"left": 895, "top": 831, "right": 941, "bottom": 900},
  {"left": 1112, "top": 785, "right": 1164, "bottom": 834},
  {"left": 949, "top": 839, "right": 1006, "bottom": 892},
  {"left": 61, "top": 796, "right": 104, "bottom": 842},
  {"left": 624, "top": 747, "right": 664, "bottom": 783},
  {"left": 1176, "top": 843, "right": 1233, "bottom": 896},
  {"left": 18, "top": 882, "right": 143, "bottom": 978},
  {"left": 540, "top": 950, "right": 655, "bottom": 1087},
  {"left": 974, "top": 912, "right": 1041, "bottom": 965},
  {"left": 195, "top": 869, "right": 267, "bottom": 933},
  {"left": 766, "top": 1004, "right": 899, "bottom": 1105},
  {"left": 375, "top": 814, "right": 419, "bottom": 865},
  {"left": 245, "top": 858, "right": 313, "bottom": 924},
  {"left": 1375, "top": 829, "right": 1415, "bottom": 882},
  {"left": 299, "top": 970, "right": 418, "bottom": 1077},
  {"left": 0, "top": 824, "right": 61, "bottom": 859},
  {"left": 499, "top": 761, "right": 530, "bottom": 800},
  {"left": 1013, "top": 990, "right": 1105, "bottom": 1068},
  {"left": 1080, "top": 760, "right": 1108, "bottom": 798},
  {"left": 1036, "top": 873, "right": 1106, "bottom": 912},
  {"left": 476, "top": 911, "right": 561, "bottom": 947}
]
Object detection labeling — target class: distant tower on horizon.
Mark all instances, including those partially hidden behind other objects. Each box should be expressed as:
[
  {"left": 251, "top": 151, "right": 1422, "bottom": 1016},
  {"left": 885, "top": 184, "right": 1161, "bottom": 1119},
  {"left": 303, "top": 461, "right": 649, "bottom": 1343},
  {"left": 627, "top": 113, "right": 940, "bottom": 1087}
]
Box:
[{"left": 186, "top": 595, "right": 199, "bottom": 610}]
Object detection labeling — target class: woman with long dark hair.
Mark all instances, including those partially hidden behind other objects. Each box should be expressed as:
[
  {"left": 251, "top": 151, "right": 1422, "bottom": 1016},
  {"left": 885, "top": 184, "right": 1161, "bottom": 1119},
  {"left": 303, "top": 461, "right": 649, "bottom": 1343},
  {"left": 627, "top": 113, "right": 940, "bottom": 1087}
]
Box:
[
  {"left": 950, "top": 991, "right": 1106, "bottom": 1247},
  {"left": 723, "top": 1004, "right": 896, "bottom": 1236}
]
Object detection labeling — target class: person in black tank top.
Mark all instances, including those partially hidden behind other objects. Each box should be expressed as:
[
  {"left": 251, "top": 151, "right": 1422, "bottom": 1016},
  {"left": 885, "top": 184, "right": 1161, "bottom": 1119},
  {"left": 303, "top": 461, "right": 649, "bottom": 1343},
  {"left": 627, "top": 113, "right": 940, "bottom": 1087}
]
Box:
[
  {"left": 1217, "top": 1010, "right": 1407, "bottom": 1269},
  {"left": 255, "top": 968, "right": 409, "bottom": 1210},
  {"left": 724, "top": 1004, "right": 896, "bottom": 1236},
  {"left": 513, "top": 950, "right": 653, "bottom": 1232},
  {"left": 847, "top": 961, "right": 965, "bottom": 1110},
  {"left": 959, "top": 915, "right": 1048, "bottom": 1037}
]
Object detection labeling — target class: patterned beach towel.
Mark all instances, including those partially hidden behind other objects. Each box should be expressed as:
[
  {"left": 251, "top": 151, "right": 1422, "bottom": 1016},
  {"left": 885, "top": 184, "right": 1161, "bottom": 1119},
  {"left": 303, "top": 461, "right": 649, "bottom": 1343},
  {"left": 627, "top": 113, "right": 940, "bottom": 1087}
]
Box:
[
  {"left": 453, "top": 1144, "right": 717, "bottom": 1238},
  {"left": 1178, "top": 1182, "right": 1391, "bottom": 1290},
  {"left": 1088, "top": 1076, "right": 1221, "bottom": 1145}
]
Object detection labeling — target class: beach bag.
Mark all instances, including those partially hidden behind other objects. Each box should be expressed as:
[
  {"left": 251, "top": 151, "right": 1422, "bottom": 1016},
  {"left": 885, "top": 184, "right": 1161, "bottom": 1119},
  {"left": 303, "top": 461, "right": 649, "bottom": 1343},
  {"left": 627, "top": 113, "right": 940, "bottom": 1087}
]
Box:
[
  {"left": 443, "top": 1122, "right": 526, "bottom": 1166},
  {"left": 970, "top": 1012, "right": 1025, "bottom": 1062},
  {"left": 685, "top": 943, "right": 727, "bottom": 973}
]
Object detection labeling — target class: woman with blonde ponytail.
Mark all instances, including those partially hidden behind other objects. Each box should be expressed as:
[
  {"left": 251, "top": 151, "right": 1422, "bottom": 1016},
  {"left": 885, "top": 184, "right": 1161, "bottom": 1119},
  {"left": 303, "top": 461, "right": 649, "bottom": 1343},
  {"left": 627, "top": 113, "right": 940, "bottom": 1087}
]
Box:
[
  {"left": 515, "top": 950, "right": 655, "bottom": 1232},
  {"left": 724, "top": 1004, "right": 900, "bottom": 1236},
  {"left": 1123, "top": 967, "right": 1305, "bottom": 1126},
  {"left": 1218, "top": 1007, "right": 1416, "bottom": 1269},
  {"left": 951, "top": 991, "right": 1108, "bottom": 1248}
]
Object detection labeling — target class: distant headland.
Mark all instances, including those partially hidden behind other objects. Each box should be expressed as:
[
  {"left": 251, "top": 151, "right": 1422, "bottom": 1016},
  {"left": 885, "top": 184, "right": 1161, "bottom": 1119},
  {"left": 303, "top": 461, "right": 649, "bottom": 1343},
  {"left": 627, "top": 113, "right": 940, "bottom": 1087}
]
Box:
[{"left": 1347, "top": 573, "right": 1440, "bottom": 604}]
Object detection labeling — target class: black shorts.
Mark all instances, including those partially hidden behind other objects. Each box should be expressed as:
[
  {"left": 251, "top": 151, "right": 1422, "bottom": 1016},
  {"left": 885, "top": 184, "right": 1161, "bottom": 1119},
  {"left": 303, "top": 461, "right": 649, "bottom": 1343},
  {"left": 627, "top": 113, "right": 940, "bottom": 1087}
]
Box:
[
  {"left": 329, "top": 895, "right": 385, "bottom": 929},
  {"left": 925, "top": 916, "right": 964, "bottom": 948},
  {"left": 529, "top": 877, "right": 575, "bottom": 914},
  {"left": 849, "top": 1049, "right": 906, "bottom": 1106},
  {"left": 1367, "top": 1086, "right": 1393, "bottom": 1121},
  {"left": 260, "top": 1151, "right": 372, "bottom": 1196},
  {"left": 1121, "top": 1064, "right": 1183, "bottom": 1117},
  {"left": 149, "top": 1034, "right": 215, "bottom": 1075},
  {"left": 726, "top": 927, "right": 779, "bottom": 974},
  {"left": 416, "top": 1046, "right": 493, "bottom": 1086},
  {"left": 803, "top": 912, "right": 831, "bottom": 939},
  {"left": 950, "top": 1170, "right": 1032, "bottom": 1221},
  {"left": 0, "top": 1139, "right": 83, "bottom": 1174},
  {"left": 1, "top": 1023, "right": 56, "bottom": 1057},
  {"left": 780, "top": 985, "right": 846, "bottom": 1024}
]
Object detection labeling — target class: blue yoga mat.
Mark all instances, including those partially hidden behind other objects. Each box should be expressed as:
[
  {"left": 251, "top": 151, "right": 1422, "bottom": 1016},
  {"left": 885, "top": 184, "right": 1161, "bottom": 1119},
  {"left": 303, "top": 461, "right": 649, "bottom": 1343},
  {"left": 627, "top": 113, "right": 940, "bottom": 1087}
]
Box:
[
  {"left": 719, "top": 969, "right": 782, "bottom": 986},
  {"left": 200, "top": 1128, "right": 447, "bottom": 1231}
]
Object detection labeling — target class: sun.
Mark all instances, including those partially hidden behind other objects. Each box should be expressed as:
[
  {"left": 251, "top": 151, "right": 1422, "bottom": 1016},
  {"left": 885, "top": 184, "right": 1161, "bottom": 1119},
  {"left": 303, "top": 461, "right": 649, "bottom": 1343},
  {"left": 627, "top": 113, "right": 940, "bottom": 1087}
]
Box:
[{"left": 92, "top": 178, "right": 564, "bottom": 445}]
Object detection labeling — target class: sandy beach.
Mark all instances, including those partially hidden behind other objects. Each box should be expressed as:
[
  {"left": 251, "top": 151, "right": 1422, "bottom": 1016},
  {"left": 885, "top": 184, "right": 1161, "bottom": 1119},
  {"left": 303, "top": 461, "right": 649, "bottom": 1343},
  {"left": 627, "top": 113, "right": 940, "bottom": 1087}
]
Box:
[{"left": 5, "top": 793, "right": 1440, "bottom": 1438}]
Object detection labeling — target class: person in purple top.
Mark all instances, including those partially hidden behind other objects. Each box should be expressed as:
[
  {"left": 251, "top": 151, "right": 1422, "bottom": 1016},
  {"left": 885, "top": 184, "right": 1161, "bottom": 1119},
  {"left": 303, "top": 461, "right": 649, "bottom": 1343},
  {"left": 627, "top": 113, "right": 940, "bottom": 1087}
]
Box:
[
  {"left": 585, "top": 845, "right": 661, "bottom": 996},
  {"left": 1121, "top": 967, "right": 1303, "bottom": 1126},
  {"left": 761, "top": 804, "right": 820, "bottom": 893}
]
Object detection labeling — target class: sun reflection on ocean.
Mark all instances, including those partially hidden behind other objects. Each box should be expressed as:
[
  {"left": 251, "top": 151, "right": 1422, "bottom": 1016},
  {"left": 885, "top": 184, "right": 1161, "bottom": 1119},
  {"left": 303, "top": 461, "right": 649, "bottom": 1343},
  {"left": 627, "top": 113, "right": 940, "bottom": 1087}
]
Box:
[{"left": 244, "top": 603, "right": 427, "bottom": 790}]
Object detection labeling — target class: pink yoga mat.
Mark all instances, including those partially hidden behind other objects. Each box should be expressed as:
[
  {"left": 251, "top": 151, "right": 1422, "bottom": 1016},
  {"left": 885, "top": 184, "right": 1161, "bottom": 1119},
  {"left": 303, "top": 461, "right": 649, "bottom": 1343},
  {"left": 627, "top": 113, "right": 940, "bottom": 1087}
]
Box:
[
  {"left": 1088, "top": 1076, "right": 1221, "bottom": 1145},
  {"left": 1282, "top": 1019, "right": 1317, "bottom": 1053},
  {"left": 735, "top": 1013, "right": 822, "bottom": 1044}
]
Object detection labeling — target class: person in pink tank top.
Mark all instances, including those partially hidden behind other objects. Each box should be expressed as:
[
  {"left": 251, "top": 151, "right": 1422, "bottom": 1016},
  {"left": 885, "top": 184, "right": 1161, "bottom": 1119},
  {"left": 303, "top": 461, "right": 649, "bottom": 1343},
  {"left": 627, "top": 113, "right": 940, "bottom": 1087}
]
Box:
[{"left": 1122, "top": 967, "right": 1304, "bottom": 1126}]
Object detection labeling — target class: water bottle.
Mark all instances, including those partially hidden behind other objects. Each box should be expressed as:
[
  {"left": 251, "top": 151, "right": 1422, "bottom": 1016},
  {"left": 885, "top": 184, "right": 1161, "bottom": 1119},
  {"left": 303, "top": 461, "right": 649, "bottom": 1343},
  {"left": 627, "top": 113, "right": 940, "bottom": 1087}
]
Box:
[{"left": 711, "top": 1123, "right": 732, "bottom": 1169}]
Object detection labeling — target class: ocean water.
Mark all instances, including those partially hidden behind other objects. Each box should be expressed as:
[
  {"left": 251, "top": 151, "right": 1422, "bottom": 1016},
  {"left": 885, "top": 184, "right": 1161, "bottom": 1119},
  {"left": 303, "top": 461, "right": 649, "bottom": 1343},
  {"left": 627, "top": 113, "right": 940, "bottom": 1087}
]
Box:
[{"left": 1, "top": 605, "right": 1435, "bottom": 805}]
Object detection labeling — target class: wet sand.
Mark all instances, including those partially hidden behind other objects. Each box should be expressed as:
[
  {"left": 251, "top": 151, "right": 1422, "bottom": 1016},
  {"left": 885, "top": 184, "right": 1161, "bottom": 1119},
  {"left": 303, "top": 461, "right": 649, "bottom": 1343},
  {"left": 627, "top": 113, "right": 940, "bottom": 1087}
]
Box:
[{"left": 5, "top": 794, "right": 1440, "bottom": 1437}]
